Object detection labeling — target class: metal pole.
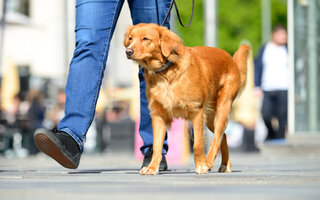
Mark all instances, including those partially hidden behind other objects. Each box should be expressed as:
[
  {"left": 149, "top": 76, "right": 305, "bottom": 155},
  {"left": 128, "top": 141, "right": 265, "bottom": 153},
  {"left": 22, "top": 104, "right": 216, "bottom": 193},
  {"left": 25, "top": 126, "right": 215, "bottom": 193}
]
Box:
[
  {"left": 287, "top": 0, "right": 295, "bottom": 135},
  {"left": 0, "top": 0, "right": 8, "bottom": 76},
  {"left": 204, "top": 0, "right": 217, "bottom": 47},
  {"left": 203, "top": 0, "right": 217, "bottom": 150},
  {"left": 261, "top": 0, "right": 271, "bottom": 44},
  {"left": 62, "top": 0, "right": 69, "bottom": 85},
  {"left": 307, "top": 0, "right": 318, "bottom": 132}
]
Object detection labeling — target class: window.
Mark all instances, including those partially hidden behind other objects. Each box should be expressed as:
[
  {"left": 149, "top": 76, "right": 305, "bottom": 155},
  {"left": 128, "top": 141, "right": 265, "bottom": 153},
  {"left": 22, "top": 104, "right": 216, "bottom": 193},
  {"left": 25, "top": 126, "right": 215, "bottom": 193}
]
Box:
[{"left": 7, "top": 0, "right": 30, "bottom": 17}]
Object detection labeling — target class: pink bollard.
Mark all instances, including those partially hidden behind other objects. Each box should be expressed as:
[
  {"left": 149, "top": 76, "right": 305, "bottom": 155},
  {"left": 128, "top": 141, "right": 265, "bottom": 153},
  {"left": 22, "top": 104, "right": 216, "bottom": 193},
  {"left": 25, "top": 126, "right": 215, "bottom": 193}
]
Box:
[{"left": 134, "top": 117, "right": 188, "bottom": 166}]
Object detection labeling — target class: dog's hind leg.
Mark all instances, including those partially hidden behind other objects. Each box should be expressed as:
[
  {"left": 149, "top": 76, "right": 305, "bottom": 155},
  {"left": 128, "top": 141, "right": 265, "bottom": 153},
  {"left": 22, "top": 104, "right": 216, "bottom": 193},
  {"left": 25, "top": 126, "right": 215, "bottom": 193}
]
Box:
[
  {"left": 205, "top": 124, "right": 231, "bottom": 173},
  {"left": 219, "top": 133, "right": 231, "bottom": 173},
  {"left": 205, "top": 114, "right": 215, "bottom": 171},
  {"left": 206, "top": 94, "right": 233, "bottom": 173},
  {"left": 206, "top": 114, "right": 231, "bottom": 172}
]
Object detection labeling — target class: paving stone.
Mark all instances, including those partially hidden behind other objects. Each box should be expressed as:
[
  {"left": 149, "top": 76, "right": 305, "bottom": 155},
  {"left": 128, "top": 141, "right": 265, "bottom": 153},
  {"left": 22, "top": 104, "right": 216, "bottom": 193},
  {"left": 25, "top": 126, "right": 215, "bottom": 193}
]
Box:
[{"left": 0, "top": 152, "right": 319, "bottom": 200}]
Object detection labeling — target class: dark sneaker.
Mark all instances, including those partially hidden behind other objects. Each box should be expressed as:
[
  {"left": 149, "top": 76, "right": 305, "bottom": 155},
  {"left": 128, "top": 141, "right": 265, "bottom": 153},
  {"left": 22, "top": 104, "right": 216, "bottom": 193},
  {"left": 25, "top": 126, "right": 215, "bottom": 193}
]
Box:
[
  {"left": 141, "top": 148, "right": 168, "bottom": 171},
  {"left": 34, "top": 128, "right": 81, "bottom": 169}
]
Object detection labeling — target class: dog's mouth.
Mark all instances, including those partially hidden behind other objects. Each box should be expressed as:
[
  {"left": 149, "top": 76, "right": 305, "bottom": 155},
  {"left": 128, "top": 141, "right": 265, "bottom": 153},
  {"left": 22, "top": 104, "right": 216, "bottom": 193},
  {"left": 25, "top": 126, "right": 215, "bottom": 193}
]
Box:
[
  {"left": 126, "top": 52, "right": 142, "bottom": 62},
  {"left": 126, "top": 54, "right": 140, "bottom": 62},
  {"left": 126, "top": 55, "right": 139, "bottom": 62},
  {"left": 126, "top": 54, "right": 132, "bottom": 59}
]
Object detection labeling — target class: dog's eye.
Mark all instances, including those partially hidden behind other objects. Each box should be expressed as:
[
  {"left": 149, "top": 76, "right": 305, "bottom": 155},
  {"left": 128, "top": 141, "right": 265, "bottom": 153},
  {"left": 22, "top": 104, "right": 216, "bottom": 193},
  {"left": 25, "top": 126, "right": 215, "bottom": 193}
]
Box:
[
  {"left": 143, "top": 37, "right": 149, "bottom": 41},
  {"left": 129, "top": 37, "right": 132, "bottom": 41}
]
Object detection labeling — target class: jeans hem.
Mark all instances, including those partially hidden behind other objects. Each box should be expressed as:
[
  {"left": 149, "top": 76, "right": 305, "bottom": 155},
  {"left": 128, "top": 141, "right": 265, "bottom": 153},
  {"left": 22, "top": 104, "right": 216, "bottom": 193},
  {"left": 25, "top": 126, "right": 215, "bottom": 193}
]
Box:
[
  {"left": 141, "top": 145, "right": 168, "bottom": 155},
  {"left": 60, "top": 127, "right": 85, "bottom": 151}
]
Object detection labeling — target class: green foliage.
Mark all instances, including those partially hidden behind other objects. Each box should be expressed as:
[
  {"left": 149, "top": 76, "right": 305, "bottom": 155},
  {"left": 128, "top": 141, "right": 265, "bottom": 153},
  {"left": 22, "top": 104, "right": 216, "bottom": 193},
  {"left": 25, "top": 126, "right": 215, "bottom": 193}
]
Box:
[
  {"left": 271, "top": 0, "right": 287, "bottom": 28},
  {"left": 174, "top": 0, "right": 287, "bottom": 56},
  {"left": 175, "top": 0, "right": 204, "bottom": 47},
  {"left": 218, "top": 0, "right": 261, "bottom": 55}
]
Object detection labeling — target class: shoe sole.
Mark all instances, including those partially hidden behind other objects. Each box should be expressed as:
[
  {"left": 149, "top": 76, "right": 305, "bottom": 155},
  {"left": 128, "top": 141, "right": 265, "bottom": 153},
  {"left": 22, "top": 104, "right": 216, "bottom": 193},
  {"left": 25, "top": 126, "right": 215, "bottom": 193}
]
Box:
[{"left": 34, "top": 132, "right": 77, "bottom": 169}]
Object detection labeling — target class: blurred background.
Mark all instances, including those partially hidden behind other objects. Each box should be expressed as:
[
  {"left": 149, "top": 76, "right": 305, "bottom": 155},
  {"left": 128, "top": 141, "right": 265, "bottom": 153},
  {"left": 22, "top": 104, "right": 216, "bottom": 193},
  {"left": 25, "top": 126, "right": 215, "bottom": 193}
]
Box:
[{"left": 0, "top": 0, "right": 319, "bottom": 165}]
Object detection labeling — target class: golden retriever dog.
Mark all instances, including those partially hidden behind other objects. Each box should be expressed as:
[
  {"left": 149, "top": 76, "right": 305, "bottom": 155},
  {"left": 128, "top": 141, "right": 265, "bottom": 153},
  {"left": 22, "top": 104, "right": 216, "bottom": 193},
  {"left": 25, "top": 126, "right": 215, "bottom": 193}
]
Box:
[{"left": 124, "top": 23, "right": 250, "bottom": 175}]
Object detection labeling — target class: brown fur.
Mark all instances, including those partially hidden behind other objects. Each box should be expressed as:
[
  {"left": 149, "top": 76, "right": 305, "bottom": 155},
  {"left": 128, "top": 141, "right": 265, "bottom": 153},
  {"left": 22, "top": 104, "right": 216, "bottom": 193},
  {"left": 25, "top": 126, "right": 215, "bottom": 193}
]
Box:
[{"left": 124, "top": 23, "right": 251, "bottom": 175}]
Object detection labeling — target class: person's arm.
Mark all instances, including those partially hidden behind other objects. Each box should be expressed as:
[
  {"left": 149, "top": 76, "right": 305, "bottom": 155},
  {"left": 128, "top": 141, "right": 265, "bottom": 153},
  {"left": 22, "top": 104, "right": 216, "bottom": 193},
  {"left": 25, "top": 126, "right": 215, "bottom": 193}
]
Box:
[{"left": 254, "top": 45, "right": 265, "bottom": 88}]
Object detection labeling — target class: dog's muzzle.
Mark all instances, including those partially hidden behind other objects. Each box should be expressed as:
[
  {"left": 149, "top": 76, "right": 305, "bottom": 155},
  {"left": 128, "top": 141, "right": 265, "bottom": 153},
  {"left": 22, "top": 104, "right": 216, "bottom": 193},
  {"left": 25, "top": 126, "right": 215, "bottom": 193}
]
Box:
[{"left": 126, "top": 48, "right": 134, "bottom": 58}]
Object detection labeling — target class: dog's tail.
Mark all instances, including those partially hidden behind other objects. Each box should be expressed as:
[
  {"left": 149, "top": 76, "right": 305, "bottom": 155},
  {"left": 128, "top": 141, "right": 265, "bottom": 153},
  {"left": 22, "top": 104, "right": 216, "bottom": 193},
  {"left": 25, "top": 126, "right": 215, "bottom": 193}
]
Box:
[{"left": 233, "top": 44, "right": 251, "bottom": 89}]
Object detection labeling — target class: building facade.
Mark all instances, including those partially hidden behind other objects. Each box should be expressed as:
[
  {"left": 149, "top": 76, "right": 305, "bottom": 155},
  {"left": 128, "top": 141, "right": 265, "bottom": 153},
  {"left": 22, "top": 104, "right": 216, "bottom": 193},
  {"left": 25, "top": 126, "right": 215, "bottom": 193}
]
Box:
[{"left": 0, "top": 0, "right": 135, "bottom": 89}]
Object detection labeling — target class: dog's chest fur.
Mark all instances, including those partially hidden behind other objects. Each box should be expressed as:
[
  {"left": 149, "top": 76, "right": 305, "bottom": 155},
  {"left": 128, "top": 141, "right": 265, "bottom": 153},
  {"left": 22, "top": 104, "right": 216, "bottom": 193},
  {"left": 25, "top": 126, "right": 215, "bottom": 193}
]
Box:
[{"left": 149, "top": 78, "right": 201, "bottom": 119}]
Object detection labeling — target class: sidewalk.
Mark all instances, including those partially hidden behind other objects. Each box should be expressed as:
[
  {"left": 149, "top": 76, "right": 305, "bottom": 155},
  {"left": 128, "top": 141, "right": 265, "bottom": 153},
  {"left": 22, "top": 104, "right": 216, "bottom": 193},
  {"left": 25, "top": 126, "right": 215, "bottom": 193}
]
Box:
[{"left": 0, "top": 150, "right": 319, "bottom": 200}]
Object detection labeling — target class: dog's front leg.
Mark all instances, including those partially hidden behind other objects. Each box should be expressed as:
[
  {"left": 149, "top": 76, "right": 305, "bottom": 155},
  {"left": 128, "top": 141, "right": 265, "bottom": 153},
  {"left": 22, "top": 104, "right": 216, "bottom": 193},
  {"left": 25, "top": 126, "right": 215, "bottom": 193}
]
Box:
[
  {"left": 192, "top": 109, "right": 209, "bottom": 174},
  {"left": 140, "top": 115, "right": 166, "bottom": 175}
]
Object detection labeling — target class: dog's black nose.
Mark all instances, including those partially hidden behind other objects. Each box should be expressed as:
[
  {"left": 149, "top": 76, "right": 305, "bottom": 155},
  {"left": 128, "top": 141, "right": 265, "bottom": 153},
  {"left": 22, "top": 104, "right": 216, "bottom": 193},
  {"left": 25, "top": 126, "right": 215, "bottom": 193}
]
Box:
[{"left": 126, "top": 48, "right": 134, "bottom": 57}]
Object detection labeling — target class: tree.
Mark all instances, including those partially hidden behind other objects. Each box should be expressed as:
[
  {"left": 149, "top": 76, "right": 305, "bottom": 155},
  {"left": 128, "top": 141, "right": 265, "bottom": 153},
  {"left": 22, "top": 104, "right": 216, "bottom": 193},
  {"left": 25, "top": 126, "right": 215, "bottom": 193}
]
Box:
[
  {"left": 175, "top": 0, "right": 287, "bottom": 56},
  {"left": 175, "top": 0, "right": 204, "bottom": 47}
]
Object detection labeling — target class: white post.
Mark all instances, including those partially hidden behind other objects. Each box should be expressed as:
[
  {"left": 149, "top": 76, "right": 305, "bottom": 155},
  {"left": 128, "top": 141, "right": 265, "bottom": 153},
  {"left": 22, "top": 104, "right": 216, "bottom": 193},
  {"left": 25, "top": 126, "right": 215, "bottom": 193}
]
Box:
[
  {"left": 0, "top": 0, "right": 8, "bottom": 76},
  {"left": 204, "top": 0, "right": 217, "bottom": 47},
  {"left": 287, "top": 0, "right": 295, "bottom": 135}
]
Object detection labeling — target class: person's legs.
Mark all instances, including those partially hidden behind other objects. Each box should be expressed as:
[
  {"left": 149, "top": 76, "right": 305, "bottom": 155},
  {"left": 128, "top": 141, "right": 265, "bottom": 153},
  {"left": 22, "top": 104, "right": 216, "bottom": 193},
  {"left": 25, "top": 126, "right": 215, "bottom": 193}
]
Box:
[
  {"left": 58, "top": 0, "right": 124, "bottom": 151},
  {"left": 128, "top": 0, "right": 171, "bottom": 26},
  {"left": 262, "top": 91, "right": 276, "bottom": 140},
  {"left": 275, "top": 90, "right": 287, "bottom": 139},
  {"left": 128, "top": 0, "right": 171, "bottom": 155}
]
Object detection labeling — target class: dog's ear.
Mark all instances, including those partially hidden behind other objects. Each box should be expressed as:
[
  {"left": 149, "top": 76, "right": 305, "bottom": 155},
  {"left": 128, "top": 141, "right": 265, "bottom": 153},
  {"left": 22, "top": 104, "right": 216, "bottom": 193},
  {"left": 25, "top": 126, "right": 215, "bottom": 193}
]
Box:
[
  {"left": 123, "top": 25, "right": 133, "bottom": 47},
  {"left": 159, "top": 27, "right": 182, "bottom": 57}
]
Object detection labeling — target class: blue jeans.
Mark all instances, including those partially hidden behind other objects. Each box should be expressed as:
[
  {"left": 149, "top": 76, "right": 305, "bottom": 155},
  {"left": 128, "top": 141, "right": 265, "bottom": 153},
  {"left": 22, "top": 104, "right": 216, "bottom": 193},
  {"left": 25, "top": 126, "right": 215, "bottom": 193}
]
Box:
[{"left": 58, "top": 0, "right": 170, "bottom": 155}]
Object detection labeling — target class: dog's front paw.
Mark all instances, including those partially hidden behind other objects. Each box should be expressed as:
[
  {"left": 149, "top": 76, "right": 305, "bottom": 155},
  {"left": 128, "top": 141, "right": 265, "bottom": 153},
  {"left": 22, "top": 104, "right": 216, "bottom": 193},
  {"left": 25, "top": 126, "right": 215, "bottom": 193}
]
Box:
[
  {"left": 218, "top": 164, "right": 231, "bottom": 173},
  {"left": 140, "top": 167, "right": 159, "bottom": 175},
  {"left": 195, "top": 163, "right": 209, "bottom": 174}
]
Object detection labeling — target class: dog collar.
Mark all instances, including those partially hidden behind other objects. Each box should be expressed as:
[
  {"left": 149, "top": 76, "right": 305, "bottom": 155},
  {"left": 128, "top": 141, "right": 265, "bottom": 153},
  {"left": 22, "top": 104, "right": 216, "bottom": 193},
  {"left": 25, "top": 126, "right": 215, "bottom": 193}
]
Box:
[{"left": 153, "top": 60, "right": 174, "bottom": 74}]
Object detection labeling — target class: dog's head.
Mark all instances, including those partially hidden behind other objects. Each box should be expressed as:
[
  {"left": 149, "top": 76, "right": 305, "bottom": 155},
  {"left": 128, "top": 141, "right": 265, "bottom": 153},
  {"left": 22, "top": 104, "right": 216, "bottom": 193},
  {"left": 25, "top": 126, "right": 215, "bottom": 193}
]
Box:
[{"left": 123, "top": 23, "right": 182, "bottom": 70}]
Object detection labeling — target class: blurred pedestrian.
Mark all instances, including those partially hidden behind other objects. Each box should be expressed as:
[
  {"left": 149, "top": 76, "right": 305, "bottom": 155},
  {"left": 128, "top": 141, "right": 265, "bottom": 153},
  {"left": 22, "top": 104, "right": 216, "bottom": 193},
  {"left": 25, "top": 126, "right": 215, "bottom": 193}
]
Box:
[
  {"left": 2, "top": 90, "right": 44, "bottom": 155},
  {"left": 34, "top": 0, "right": 171, "bottom": 170},
  {"left": 26, "top": 90, "right": 45, "bottom": 131},
  {"left": 23, "top": 90, "right": 45, "bottom": 154},
  {"left": 254, "top": 24, "right": 288, "bottom": 143},
  {"left": 45, "top": 89, "right": 66, "bottom": 130}
]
